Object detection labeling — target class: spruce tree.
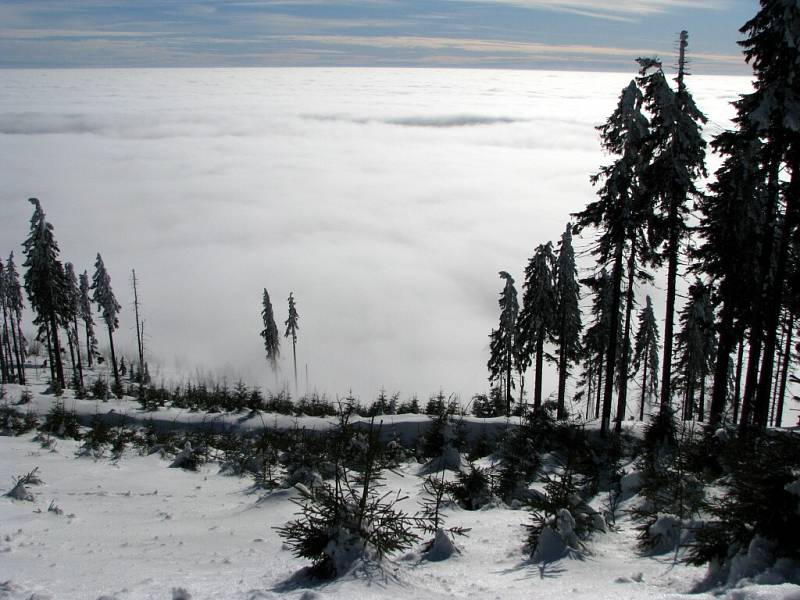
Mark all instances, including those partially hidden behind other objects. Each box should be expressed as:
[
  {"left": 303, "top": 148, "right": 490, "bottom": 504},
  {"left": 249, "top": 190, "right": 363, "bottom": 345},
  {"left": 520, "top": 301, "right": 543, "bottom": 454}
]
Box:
[
  {"left": 637, "top": 34, "right": 707, "bottom": 415},
  {"left": 22, "top": 198, "right": 67, "bottom": 390},
  {"left": 734, "top": 0, "right": 800, "bottom": 431},
  {"left": 260, "top": 288, "right": 280, "bottom": 383},
  {"left": 577, "top": 268, "right": 613, "bottom": 420},
  {"left": 696, "top": 131, "right": 764, "bottom": 426},
  {"left": 573, "top": 79, "right": 651, "bottom": 435},
  {"left": 488, "top": 271, "right": 519, "bottom": 414},
  {"left": 284, "top": 292, "right": 300, "bottom": 392},
  {"left": 674, "top": 280, "right": 716, "bottom": 421},
  {"left": 91, "top": 253, "right": 122, "bottom": 394},
  {"left": 63, "top": 262, "right": 84, "bottom": 391},
  {"left": 516, "top": 243, "right": 557, "bottom": 410},
  {"left": 79, "top": 270, "right": 97, "bottom": 368},
  {"left": 4, "top": 253, "right": 26, "bottom": 384},
  {"left": 0, "top": 263, "right": 11, "bottom": 384},
  {"left": 631, "top": 295, "right": 659, "bottom": 421},
  {"left": 553, "top": 223, "right": 582, "bottom": 419}
]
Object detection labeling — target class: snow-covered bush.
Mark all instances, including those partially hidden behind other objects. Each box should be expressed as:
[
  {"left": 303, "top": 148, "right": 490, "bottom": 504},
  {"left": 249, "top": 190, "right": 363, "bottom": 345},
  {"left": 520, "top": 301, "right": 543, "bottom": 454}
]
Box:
[
  {"left": 687, "top": 431, "right": 800, "bottom": 583},
  {"left": 276, "top": 420, "right": 418, "bottom": 579},
  {"left": 416, "top": 468, "right": 469, "bottom": 559},
  {"left": 42, "top": 400, "right": 80, "bottom": 439},
  {"left": 525, "top": 461, "right": 601, "bottom": 560},
  {"left": 419, "top": 412, "right": 465, "bottom": 472},
  {"left": 450, "top": 463, "right": 495, "bottom": 511},
  {"left": 632, "top": 410, "right": 704, "bottom": 553}
]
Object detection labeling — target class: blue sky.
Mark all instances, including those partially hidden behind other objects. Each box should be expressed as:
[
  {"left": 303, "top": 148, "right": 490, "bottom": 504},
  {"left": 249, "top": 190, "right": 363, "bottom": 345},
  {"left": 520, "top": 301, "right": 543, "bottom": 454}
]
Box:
[{"left": 0, "top": 0, "right": 757, "bottom": 72}]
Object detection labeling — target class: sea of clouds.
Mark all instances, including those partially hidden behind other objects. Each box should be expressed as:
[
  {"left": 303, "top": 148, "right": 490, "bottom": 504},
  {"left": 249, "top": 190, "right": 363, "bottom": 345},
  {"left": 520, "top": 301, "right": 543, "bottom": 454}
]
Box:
[{"left": 0, "top": 67, "right": 751, "bottom": 406}]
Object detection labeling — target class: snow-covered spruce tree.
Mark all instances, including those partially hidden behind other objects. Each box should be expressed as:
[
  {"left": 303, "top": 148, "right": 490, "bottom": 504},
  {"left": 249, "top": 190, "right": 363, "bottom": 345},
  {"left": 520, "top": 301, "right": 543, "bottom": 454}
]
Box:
[
  {"left": 78, "top": 270, "right": 97, "bottom": 369},
  {"left": 687, "top": 431, "right": 800, "bottom": 581},
  {"left": 417, "top": 467, "right": 469, "bottom": 560},
  {"left": 631, "top": 295, "right": 660, "bottom": 421},
  {"left": 63, "top": 262, "right": 84, "bottom": 392},
  {"left": 260, "top": 288, "right": 280, "bottom": 384},
  {"left": 284, "top": 292, "right": 299, "bottom": 392},
  {"left": 573, "top": 78, "right": 652, "bottom": 435},
  {"left": 637, "top": 35, "right": 708, "bottom": 416},
  {"left": 0, "top": 263, "right": 11, "bottom": 384},
  {"left": 723, "top": 1, "right": 800, "bottom": 432},
  {"left": 22, "top": 198, "right": 69, "bottom": 390},
  {"left": 554, "top": 223, "right": 582, "bottom": 420},
  {"left": 696, "top": 130, "right": 764, "bottom": 427},
  {"left": 525, "top": 458, "right": 600, "bottom": 563},
  {"left": 6, "top": 253, "right": 28, "bottom": 385},
  {"left": 276, "top": 417, "right": 418, "bottom": 579},
  {"left": 450, "top": 462, "right": 494, "bottom": 511},
  {"left": 91, "top": 253, "right": 122, "bottom": 396},
  {"left": 632, "top": 411, "right": 704, "bottom": 554},
  {"left": 576, "top": 268, "right": 613, "bottom": 420},
  {"left": 674, "top": 280, "right": 716, "bottom": 421},
  {"left": 488, "top": 271, "right": 519, "bottom": 414},
  {"left": 516, "top": 243, "right": 557, "bottom": 411},
  {"left": 419, "top": 409, "right": 465, "bottom": 472}
]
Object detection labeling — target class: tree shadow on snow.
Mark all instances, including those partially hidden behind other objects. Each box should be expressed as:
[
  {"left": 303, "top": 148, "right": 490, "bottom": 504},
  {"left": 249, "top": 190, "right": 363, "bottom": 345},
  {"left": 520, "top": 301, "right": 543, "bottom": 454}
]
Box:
[{"left": 272, "top": 559, "right": 400, "bottom": 595}]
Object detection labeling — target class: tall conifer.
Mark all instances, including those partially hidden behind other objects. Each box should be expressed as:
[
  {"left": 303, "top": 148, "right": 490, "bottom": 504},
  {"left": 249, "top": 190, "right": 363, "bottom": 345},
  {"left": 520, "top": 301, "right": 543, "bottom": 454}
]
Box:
[
  {"left": 91, "top": 253, "right": 122, "bottom": 393},
  {"left": 22, "top": 198, "right": 67, "bottom": 390}
]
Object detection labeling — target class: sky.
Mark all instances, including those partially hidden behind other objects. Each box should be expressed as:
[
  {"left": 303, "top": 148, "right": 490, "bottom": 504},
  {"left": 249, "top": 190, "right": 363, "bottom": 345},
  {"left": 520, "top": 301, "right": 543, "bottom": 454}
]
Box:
[
  {"left": 0, "top": 0, "right": 758, "bottom": 73},
  {"left": 0, "top": 68, "right": 750, "bottom": 405}
]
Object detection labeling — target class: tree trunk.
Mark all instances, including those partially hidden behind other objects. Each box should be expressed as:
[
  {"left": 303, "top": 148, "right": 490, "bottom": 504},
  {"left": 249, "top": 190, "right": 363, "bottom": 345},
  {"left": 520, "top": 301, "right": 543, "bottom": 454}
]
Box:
[
  {"left": 775, "top": 313, "right": 794, "bottom": 428},
  {"left": 292, "top": 337, "right": 298, "bottom": 394},
  {"left": 595, "top": 353, "right": 604, "bottom": 419},
  {"left": 709, "top": 298, "right": 735, "bottom": 426},
  {"left": 659, "top": 198, "right": 681, "bottom": 413},
  {"left": 84, "top": 321, "right": 94, "bottom": 368},
  {"left": 556, "top": 327, "right": 568, "bottom": 420},
  {"left": 72, "top": 317, "right": 83, "bottom": 390},
  {"left": 505, "top": 350, "right": 512, "bottom": 415},
  {"left": 533, "top": 331, "right": 544, "bottom": 410},
  {"left": 48, "top": 312, "right": 65, "bottom": 389},
  {"left": 9, "top": 312, "right": 25, "bottom": 385},
  {"left": 639, "top": 349, "right": 648, "bottom": 421},
  {"left": 754, "top": 166, "right": 799, "bottom": 429},
  {"left": 733, "top": 336, "right": 744, "bottom": 424},
  {"left": 601, "top": 243, "right": 624, "bottom": 436},
  {"left": 614, "top": 249, "right": 637, "bottom": 433},
  {"left": 107, "top": 325, "right": 120, "bottom": 394}
]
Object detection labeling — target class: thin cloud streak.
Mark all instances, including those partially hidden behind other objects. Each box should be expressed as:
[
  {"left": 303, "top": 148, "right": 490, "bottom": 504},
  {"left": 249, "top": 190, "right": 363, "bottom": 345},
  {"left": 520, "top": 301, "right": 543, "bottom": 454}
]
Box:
[{"left": 450, "top": 0, "right": 729, "bottom": 17}]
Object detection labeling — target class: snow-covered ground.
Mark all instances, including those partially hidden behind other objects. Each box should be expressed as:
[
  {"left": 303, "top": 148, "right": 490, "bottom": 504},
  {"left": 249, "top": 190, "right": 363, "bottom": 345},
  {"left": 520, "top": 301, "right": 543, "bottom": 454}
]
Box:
[{"left": 1, "top": 384, "right": 799, "bottom": 600}]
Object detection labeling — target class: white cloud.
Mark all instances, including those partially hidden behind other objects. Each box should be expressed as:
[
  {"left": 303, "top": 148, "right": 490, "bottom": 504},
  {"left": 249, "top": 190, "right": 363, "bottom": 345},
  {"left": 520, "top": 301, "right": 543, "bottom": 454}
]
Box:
[
  {"left": 449, "top": 0, "right": 729, "bottom": 18},
  {"left": 0, "top": 68, "right": 747, "bottom": 403}
]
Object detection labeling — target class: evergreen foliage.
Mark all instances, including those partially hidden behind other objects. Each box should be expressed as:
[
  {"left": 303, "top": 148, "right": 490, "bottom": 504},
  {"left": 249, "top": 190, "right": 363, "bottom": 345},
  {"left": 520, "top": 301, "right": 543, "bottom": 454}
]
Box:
[
  {"left": 631, "top": 295, "right": 660, "bottom": 421},
  {"left": 516, "top": 243, "right": 557, "bottom": 410},
  {"left": 91, "top": 253, "right": 122, "bottom": 395},
  {"left": 488, "top": 271, "right": 519, "bottom": 413},
  {"left": 284, "top": 292, "right": 299, "bottom": 390},
  {"left": 22, "top": 198, "right": 68, "bottom": 390},
  {"left": 553, "top": 223, "right": 582, "bottom": 419},
  {"left": 260, "top": 288, "right": 280, "bottom": 378}
]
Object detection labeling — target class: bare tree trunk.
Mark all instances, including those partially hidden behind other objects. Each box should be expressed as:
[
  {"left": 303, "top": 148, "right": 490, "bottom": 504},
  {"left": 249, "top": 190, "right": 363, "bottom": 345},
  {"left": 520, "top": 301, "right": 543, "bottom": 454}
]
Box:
[
  {"left": 733, "top": 336, "right": 744, "bottom": 424},
  {"left": 775, "top": 313, "right": 794, "bottom": 428},
  {"left": 615, "top": 249, "right": 636, "bottom": 433}
]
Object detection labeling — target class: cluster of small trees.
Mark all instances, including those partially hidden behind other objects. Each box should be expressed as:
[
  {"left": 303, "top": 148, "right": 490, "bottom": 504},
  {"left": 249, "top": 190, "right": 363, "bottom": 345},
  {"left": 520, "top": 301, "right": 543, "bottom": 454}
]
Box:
[
  {"left": 6, "top": 198, "right": 145, "bottom": 398},
  {"left": 260, "top": 288, "right": 301, "bottom": 390},
  {"left": 490, "top": 5, "right": 800, "bottom": 435}
]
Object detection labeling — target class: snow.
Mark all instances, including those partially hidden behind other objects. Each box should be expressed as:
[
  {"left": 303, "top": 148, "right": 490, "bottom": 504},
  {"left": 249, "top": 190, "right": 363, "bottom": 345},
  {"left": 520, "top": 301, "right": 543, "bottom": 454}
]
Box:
[{"left": 1, "top": 383, "right": 799, "bottom": 599}]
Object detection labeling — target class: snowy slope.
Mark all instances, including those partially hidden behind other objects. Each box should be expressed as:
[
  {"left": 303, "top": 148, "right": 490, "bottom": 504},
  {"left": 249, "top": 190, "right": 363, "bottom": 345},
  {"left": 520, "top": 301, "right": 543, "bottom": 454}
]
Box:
[{"left": 1, "top": 429, "right": 799, "bottom": 600}]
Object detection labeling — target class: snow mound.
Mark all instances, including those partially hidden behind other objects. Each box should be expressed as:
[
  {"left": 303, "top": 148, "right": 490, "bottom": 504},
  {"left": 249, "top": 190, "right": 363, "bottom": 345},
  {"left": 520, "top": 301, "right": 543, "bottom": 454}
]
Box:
[
  {"left": 4, "top": 480, "right": 34, "bottom": 502},
  {"left": 424, "top": 528, "right": 459, "bottom": 561},
  {"left": 532, "top": 525, "right": 568, "bottom": 564}
]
